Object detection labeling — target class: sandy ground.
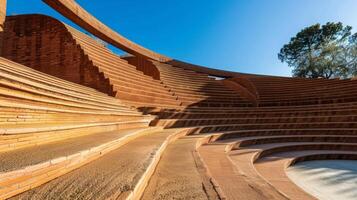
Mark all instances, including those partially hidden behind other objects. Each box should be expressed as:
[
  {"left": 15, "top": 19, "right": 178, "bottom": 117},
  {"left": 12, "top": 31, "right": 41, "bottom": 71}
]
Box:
[
  {"left": 0, "top": 128, "right": 143, "bottom": 173},
  {"left": 287, "top": 160, "right": 357, "bottom": 200},
  {"left": 141, "top": 136, "right": 219, "bottom": 200},
  {"left": 11, "top": 130, "right": 173, "bottom": 200}
]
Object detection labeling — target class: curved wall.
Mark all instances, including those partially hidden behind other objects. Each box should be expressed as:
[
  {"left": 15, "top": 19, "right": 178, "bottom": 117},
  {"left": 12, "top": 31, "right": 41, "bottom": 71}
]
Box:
[
  {"left": 0, "top": 14, "right": 182, "bottom": 108},
  {"left": 0, "top": 14, "right": 113, "bottom": 95}
]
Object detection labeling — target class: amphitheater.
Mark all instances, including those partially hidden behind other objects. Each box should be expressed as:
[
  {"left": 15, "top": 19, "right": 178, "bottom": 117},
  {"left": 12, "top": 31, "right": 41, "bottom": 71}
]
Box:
[{"left": 0, "top": 1, "right": 356, "bottom": 200}]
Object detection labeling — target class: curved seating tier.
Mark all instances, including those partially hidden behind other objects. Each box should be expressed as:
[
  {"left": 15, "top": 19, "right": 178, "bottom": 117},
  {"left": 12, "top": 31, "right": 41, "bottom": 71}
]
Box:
[
  {"left": 0, "top": 57, "right": 162, "bottom": 199},
  {"left": 0, "top": 14, "right": 182, "bottom": 109},
  {"left": 196, "top": 125, "right": 357, "bottom": 199},
  {"left": 9, "top": 128, "right": 188, "bottom": 200},
  {"left": 153, "top": 101, "right": 357, "bottom": 199},
  {"left": 137, "top": 60, "right": 357, "bottom": 199},
  {"left": 0, "top": 56, "right": 152, "bottom": 131},
  {"left": 151, "top": 103, "right": 357, "bottom": 132},
  {"left": 234, "top": 75, "right": 357, "bottom": 106},
  {"left": 151, "top": 61, "right": 253, "bottom": 107}
]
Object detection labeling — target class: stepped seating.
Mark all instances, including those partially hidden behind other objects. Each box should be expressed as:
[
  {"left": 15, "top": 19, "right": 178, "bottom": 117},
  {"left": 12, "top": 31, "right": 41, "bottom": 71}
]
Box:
[
  {"left": 151, "top": 102, "right": 357, "bottom": 130},
  {"left": 0, "top": 57, "right": 152, "bottom": 128},
  {"left": 149, "top": 81, "right": 357, "bottom": 199},
  {"left": 152, "top": 61, "right": 253, "bottom": 107},
  {"left": 0, "top": 14, "right": 182, "bottom": 109},
  {"left": 1, "top": 15, "right": 113, "bottom": 95},
  {"left": 9, "top": 128, "right": 188, "bottom": 200},
  {"left": 135, "top": 71, "right": 357, "bottom": 199},
  {"left": 235, "top": 75, "right": 357, "bottom": 106},
  {"left": 0, "top": 57, "right": 163, "bottom": 199},
  {"left": 198, "top": 130, "right": 357, "bottom": 199},
  {"left": 66, "top": 27, "right": 181, "bottom": 108},
  {"left": 0, "top": 127, "right": 155, "bottom": 199},
  {"left": 153, "top": 114, "right": 357, "bottom": 128},
  {"left": 1, "top": 6, "right": 357, "bottom": 200},
  {"left": 142, "top": 70, "right": 357, "bottom": 198}
]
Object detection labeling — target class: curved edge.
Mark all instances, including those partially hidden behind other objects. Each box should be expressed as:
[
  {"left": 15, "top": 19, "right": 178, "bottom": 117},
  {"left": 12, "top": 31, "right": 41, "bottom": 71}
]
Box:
[
  {"left": 229, "top": 77, "right": 260, "bottom": 99},
  {"left": 253, "top": 143, "right": 357, "bottom": 163},
  {"left": 42, "top": 0, "right": 170, "bottom": 62},
  {"left": 167, "top": 59, "right": 243, "bottom": 78},
  {"left": 287, "top": 153, "right": 357, "bottom": 167},
  {"left": 284, "top": 153, "right": 357, "bottom": 199},
  {"left": 167, "top": 59, "right": 280, "bottom": 78},
  {"left": 222, "top": 78, "right": 258, "bottom": 106}
]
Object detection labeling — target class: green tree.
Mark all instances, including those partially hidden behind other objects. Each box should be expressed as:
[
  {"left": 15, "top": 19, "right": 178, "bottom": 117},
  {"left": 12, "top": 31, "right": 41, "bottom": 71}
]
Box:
[{"left": 278, "top": 22, "right": 357, "bottom": 79}]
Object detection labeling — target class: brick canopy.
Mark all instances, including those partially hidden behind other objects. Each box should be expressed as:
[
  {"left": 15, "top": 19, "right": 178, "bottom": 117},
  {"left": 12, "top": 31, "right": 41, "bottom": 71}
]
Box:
[{"left": 42, "top": 0, "right": 170, "bottom": 62}]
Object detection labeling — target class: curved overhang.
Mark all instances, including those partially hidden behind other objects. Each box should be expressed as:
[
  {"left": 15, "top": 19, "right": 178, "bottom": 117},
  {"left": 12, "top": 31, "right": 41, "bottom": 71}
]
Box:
[
  {"left": 40, "top": 0, "right": 271, "bottom": 78},
  {"left": 42, "top": 0, "right": 171, "bottom": 62},
  {"left": 167, "top": 59, "right": 273, "bottom": 78},
  {"left": 167, "top": 59, "right": 244, "bottom": 78}
]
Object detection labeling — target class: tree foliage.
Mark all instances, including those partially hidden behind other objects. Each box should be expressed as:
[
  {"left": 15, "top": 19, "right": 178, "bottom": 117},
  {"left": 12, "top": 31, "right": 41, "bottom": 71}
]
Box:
[{"left": 279, "top": 22, "right": 357, "bottom": 79}]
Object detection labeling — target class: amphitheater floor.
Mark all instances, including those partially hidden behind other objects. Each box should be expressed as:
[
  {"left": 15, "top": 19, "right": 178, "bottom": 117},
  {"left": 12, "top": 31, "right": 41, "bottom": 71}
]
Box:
[{"left": 287, "top": 160, "right": 357, "bottom": 200}]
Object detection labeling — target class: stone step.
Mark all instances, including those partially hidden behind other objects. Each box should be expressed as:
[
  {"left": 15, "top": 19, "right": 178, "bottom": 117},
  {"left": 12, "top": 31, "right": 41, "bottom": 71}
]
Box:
[
  {"left": 0, "top": 120, "right": 151, "bottom": 152},
  {"left": 0, "top": 127, "right": 163, "bottom": 199},
  {"left": 8, "top": 128, "right": 188, "bottom": 200}
]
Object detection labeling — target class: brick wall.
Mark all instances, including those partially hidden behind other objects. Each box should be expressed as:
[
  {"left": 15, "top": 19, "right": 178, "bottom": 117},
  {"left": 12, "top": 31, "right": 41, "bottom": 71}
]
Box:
[
  {"left": 123, "top": 56, "right": 161, "bottom": 80},
  {"left": 0, "top": 14, "right": 113, "bottom": 95}
]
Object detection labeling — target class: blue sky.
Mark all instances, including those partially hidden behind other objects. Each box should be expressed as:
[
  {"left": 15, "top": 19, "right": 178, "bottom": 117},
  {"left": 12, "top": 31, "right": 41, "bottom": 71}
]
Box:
[{"left": 7, "top": 0, "right": 357, "bottom": 76}]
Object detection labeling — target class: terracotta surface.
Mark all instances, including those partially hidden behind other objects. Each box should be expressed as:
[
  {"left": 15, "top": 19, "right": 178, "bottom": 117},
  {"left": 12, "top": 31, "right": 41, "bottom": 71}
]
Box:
[
  {"left": 11, "top": 129, "right": 183, "bottom": 199},
  {"left": 1, "top": 1, "right": 357, "bottom": 199},
  {"left": 0, "top": 56, "right": 155, "bottom": 199},
  {"left": 0, "top": 128, "right": 146, "bottom": 173},
  {"left": 199, "top": 142, "right": 286, "bottom": 200},
  {"left": 0, "top": 15, "right": 181, "bottom": 108}
]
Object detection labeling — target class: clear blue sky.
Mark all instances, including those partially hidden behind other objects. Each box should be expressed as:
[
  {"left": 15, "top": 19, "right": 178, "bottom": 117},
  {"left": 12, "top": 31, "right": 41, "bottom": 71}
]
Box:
[{"left": 7, "top": 0, "right": 357, "bottom": 76}]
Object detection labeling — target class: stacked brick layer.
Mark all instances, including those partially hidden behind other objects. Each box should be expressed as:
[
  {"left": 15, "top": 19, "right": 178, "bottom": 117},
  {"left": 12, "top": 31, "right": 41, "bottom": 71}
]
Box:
[
  {"left": 1, "top": 15, "right": 185, "bottom": 109},
  {"left": 0, "top": 56, "right": 158, "bottom": 199}
]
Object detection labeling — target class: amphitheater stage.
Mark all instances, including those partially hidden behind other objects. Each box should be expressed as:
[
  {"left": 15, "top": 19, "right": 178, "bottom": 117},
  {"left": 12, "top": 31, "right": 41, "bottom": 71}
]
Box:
[{"left": 287, "top": 160, "right": 357, "bottom": 200}]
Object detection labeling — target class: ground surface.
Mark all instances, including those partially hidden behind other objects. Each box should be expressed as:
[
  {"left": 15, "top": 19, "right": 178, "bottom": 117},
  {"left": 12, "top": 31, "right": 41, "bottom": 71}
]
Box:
[
  {"left": 287, "top": 160, "right": 357, "bottom": 200},
  {"left": 142, "top": 136, "right": 219, "bottom": 200},
  {"left": 11, "top": 130, "right": 173, "bottom": 200}
]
